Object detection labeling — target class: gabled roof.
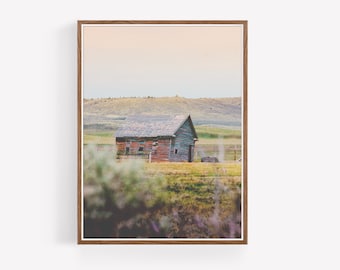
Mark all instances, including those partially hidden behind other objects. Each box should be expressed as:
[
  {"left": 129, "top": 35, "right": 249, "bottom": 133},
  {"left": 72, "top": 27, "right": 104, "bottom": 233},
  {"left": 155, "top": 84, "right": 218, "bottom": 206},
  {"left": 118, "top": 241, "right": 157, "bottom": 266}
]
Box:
[{"left": 115, "top": 115, "right": 197, "bottom": 138}]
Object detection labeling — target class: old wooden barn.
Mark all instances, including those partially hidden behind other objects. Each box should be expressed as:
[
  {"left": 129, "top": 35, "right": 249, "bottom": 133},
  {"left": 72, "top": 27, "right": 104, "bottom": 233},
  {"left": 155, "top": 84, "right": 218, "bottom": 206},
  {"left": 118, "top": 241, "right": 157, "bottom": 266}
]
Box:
[{"left": 115, "top": 115, "right": 198, "bottom": 162}]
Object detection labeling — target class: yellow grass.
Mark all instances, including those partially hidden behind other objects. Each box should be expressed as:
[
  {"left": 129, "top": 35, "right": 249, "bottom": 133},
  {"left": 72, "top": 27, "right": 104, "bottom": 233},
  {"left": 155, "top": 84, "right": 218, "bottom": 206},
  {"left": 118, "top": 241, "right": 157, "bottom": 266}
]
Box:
[
  {"left": 144, "top": 161, "right": 242, "bottom": 219},
  {"left": 84, "top": 134, "right": 114, "bottom": 145},
  {"left": 145, "top": 162, "right": 241, "bottom": 178}
]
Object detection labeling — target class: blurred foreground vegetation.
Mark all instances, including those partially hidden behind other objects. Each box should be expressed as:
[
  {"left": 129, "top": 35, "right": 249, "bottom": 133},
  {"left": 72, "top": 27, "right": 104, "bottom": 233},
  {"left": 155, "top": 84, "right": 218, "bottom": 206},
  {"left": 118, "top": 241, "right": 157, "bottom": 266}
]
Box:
[{"left": 84, "top": 145, "right": 242, "bottom": 238}]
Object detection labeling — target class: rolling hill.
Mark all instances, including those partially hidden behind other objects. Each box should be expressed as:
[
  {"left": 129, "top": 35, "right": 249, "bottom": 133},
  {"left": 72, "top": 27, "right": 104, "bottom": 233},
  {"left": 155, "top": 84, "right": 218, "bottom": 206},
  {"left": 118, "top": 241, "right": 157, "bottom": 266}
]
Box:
[{"left": 83, "top": 96, "right": 241, "bottom": 131}]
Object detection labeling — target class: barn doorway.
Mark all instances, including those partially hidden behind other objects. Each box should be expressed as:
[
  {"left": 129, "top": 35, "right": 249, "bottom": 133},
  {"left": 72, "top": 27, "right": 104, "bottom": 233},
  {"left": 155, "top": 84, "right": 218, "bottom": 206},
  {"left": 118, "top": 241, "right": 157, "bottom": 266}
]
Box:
[{"left": 188, "top": 145, "right": 193, "bottom": 162}]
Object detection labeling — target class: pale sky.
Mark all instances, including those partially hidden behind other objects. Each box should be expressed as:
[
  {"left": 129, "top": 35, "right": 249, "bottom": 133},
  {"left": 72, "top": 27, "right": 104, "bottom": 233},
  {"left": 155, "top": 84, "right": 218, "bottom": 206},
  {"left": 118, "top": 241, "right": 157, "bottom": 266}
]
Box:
[{"left": 82, "top": 24, "right": 243, "bottom": 98}]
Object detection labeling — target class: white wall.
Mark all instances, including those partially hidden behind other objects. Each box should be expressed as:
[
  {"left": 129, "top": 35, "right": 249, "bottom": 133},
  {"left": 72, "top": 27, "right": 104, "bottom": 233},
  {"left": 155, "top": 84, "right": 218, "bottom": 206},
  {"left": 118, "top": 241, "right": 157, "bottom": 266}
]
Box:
[{"left": 1, "top": 0, "right": 340, "bottom": 269}]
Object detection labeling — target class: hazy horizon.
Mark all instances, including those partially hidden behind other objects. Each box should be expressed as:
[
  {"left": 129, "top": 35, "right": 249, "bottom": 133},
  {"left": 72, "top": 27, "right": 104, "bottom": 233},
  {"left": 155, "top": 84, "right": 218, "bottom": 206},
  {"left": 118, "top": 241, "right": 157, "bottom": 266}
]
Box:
[{"left": 82, "top": 24, "right": 244, "bottom": 99}]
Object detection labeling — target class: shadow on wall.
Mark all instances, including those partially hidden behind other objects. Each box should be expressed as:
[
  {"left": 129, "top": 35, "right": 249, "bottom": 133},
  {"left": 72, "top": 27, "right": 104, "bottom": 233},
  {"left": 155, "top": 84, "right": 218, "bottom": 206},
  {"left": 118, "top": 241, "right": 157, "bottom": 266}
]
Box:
[{"left": 54, "top": 23, "right": 77, "bottom": 244}]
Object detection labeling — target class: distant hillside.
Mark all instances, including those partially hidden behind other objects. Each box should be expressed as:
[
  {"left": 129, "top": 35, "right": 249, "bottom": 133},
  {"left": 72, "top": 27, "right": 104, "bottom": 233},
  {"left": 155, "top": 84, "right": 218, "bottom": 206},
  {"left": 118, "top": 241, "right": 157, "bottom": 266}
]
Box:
[{"left": 83, "top": 96, "right": 241, "bottom": 130}]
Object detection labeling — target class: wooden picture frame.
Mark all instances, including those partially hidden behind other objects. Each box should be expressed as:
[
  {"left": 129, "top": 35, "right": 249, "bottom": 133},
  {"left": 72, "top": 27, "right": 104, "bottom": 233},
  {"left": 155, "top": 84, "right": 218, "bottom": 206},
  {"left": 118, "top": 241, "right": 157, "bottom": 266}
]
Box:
[{"left": 78, "top": 20, "right": 247, "bottom": 244}]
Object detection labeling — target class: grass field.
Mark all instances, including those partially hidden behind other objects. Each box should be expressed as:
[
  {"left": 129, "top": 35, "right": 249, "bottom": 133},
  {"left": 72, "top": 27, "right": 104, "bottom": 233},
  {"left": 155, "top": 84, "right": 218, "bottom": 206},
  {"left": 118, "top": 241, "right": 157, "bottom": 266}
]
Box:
[
  {"left": 84, "top": 125, "right": 241, "bottom": 144},
  {"left": 84, "top": 132, "right": 114, "bottom": 145},
  {"left": 83, "top": 123, "right": 243, "bottom": 238},
  {"left": 145, "top": 162, "right": 241, "bottom": 178},
  {"left": 146, "top": 162, "right": 241, "bottom": 219},
  {"left": 83, "top": 144, "right": 242, "bottom": 238},
  {"left": 195, "top": 125, "right": 241, "bottom": 139}
]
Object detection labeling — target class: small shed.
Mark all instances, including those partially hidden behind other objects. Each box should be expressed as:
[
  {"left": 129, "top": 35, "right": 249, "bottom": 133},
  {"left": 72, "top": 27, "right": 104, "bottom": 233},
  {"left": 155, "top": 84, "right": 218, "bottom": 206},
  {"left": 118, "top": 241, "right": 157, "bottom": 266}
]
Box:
[{"left": 115, "top": 115, "right": 198, "bottom": 162}]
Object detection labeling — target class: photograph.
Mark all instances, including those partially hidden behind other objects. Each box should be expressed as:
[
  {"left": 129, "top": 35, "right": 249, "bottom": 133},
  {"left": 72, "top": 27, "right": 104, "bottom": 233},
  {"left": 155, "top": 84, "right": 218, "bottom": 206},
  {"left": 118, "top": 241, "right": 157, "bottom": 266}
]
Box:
[{"left": 78, "top": 20, "right": 247, "bottom": 244}]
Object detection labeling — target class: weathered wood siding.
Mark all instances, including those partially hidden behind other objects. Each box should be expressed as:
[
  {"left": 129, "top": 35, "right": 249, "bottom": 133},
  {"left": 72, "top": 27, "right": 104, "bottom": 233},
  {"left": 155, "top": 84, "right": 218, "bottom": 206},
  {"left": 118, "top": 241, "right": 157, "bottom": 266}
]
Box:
[
  {"left": 116, "top": 137, "right": 171, "bottom": 162},
  {"left": 150, "top": 138, "right": 171, "bottom": 162},
  {"left": 169, "top": 119, "right": 196, "bottom": 162}
]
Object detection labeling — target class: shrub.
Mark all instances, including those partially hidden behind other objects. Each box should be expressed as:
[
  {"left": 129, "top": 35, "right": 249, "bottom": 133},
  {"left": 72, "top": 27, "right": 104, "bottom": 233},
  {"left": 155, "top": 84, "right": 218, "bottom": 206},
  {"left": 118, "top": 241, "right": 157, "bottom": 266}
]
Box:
[{"left": 83, "top": 145, "right": 169, "bottom": 238}]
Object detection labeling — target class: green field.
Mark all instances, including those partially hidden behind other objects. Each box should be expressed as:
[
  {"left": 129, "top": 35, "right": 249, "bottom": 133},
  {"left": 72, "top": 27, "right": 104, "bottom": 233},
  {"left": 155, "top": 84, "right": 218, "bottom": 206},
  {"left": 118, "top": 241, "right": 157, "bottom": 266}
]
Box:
[
  {"left": 84, "top": 125, "right": 241, "bottom": 143},
  {"left": 195, "top": 125, "right": 241, "bottom": 139},
  {"left": 84, "top": 131, "right": 115, "bottom": 145}
]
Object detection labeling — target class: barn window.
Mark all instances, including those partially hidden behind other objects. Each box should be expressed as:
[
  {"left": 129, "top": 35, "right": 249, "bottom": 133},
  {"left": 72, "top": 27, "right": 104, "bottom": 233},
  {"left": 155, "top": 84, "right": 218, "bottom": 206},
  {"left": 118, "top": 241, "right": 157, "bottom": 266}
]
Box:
[
  {"left": 175, "top": 149, "right": 178, "bottom": 154},
  {"left": 138, "top": 141, "right": 144, "bottom": 152}
]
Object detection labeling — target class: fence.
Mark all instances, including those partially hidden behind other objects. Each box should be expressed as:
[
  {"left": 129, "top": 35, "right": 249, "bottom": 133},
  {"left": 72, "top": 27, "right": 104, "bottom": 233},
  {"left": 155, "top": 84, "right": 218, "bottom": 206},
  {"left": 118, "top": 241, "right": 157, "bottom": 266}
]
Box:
[
  {"left": 195, "top": 144, "right": 242, "bottom": 162},
  {"left": 84, "top": 144, "right": 242, "bottom": 162}
]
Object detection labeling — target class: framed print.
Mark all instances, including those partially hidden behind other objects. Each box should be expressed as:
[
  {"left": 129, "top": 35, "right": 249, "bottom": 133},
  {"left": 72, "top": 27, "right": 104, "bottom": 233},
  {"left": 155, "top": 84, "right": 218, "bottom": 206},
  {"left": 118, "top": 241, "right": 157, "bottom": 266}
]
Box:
[{"left": 78, "top": 20, "right": 247, "bottom": 244}]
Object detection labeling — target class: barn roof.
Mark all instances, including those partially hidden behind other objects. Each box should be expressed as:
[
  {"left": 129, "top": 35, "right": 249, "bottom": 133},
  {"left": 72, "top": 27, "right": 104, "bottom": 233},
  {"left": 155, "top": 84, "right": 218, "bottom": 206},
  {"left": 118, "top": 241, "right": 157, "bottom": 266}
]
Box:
[{"left": 115, "top": 115, "right": 198, "bottom": 138}]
